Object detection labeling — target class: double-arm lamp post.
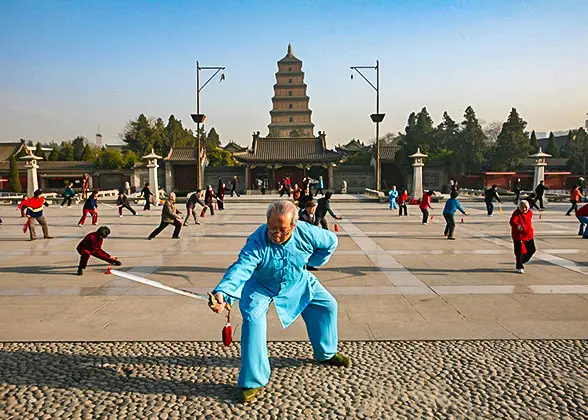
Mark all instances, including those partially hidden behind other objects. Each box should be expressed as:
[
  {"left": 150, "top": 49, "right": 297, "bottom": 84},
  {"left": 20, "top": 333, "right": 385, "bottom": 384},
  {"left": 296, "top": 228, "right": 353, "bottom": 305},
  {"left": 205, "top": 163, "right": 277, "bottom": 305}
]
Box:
[
  {"left": 350, "top": 60, "right": 385, "bottom": 191},
  {"left": 191, "top": 60, "right": 225, "bottom": 189}
]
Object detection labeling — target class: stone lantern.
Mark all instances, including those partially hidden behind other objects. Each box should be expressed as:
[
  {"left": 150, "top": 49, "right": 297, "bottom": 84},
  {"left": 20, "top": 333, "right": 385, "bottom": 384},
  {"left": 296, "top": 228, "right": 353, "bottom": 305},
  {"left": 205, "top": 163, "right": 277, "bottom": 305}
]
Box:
[
  {"left": 528, "top": 147, "right": 551, "bottom": 189},
  {"left": 409, "top": 148, "right": 428, "bottom": 200},
  {"left": 20, "top": 153, "right": 43, "bottom": 197},
  {"left": 143, "top": 149, "right": 162, "bottom": 204}
]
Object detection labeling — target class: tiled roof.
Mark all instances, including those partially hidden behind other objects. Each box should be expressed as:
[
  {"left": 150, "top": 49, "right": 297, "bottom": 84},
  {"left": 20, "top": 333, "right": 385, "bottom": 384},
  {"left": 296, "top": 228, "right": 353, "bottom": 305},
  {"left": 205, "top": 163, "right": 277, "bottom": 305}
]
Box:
[
  {"left": 337, "top": 139, "right": 369, "bottom": 152},
  {"left": 379, "top": 145, "right": 400, "bottom": 161},
  {"left": 0, "top": 161, "right": 95, "bottom": 173},
  {"left": 233, "top": 137, "right": 343, "bottom": 163},
  {"left": 223, "top": 142, "right": 247, "bottom": 153},
  {"left": 165, "top": 147, "right": 198, "bottom": 162},
  {"left": 0, "top": 142, "right": 24, "bottom": 161}
]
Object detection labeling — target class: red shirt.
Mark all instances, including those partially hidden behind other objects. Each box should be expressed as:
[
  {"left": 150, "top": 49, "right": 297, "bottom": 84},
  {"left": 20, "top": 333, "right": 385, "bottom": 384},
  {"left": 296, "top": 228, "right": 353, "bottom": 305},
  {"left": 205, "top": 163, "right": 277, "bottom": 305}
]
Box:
[
  {"left": 76, "top": 232, "right": 113, "bottom": 261},
  {"left": 576, "top": 204, "right": 588, "bottom": 217},
  {"left": 398, "top": 192, "right": 408, "bottom": 204},
  {"left": 509, "top": 209, "right": 534, "bottom": 241},
  {"left": 419, "top": 194, "right": 432, "bottom": 210}
]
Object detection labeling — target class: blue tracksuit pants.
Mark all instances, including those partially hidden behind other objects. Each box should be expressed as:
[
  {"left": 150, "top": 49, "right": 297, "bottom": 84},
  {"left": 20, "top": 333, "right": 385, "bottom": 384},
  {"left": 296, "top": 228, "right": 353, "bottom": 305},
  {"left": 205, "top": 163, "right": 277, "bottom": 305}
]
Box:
[{"left": 238, "top": 282, "right": 338, "bottom": 389}]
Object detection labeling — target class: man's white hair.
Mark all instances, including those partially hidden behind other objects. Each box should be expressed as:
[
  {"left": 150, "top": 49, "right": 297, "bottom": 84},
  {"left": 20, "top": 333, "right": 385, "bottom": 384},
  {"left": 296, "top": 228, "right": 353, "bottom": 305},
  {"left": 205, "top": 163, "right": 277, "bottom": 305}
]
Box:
[{"left": 266, "top": 200, "right": 299, "bottom": 225}]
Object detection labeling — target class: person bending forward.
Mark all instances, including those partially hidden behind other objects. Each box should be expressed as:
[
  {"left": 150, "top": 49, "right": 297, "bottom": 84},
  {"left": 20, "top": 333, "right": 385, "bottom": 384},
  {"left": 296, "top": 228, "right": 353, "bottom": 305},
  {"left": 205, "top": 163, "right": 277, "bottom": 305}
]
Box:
[{"left": 209, "top": 200, "right": 350, "bottom": 403}]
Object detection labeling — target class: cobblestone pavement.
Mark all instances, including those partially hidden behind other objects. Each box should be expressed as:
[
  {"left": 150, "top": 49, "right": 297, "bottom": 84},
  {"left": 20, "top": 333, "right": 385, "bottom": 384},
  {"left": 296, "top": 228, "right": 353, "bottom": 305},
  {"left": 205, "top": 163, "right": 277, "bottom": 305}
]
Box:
[{"left": 0, "top": 340, "right": 586, "bottom": 419}]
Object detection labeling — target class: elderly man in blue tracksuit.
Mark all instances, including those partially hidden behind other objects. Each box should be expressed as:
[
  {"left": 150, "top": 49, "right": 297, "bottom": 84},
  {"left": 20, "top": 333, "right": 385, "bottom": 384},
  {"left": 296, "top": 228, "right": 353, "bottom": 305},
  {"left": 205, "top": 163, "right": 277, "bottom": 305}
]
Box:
[
  {"left": 388, "top": 186, "right": 398, "bottom": 210},
  {"left": 443, "top": 191, "right": 469, "bottom": 240},
  {"left": 210, "top": 200, "right": 350, "bottom": 403}
]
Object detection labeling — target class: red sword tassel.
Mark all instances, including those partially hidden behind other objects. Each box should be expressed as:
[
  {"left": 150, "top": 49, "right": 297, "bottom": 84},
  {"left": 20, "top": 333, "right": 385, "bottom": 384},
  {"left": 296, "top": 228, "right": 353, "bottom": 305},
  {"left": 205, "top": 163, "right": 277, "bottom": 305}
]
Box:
[{"left": 222, "top": 308, "right": 233, "bottom": 346}]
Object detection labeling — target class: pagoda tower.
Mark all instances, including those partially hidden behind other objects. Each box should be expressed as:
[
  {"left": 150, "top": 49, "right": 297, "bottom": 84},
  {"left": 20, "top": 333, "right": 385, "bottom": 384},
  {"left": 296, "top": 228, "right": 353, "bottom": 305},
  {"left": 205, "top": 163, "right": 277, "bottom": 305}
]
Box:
[{"left": 267, "top": 44, "right": 315, "bottom": 138}]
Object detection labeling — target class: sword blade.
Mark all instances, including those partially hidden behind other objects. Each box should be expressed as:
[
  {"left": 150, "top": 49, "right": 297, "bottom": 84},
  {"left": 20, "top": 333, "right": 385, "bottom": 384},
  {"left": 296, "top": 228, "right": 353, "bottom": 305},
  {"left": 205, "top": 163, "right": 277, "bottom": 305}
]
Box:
[{"left": 110, "top": 269, "right": 209, "bottom": 302}]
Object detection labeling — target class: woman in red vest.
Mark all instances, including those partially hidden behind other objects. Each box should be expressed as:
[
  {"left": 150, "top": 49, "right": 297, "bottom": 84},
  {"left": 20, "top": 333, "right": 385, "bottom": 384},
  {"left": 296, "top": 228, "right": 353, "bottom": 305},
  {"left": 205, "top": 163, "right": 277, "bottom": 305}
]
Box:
[
  {"left": 419, "top": 190, "right": 435, "bottom": 224},
  {"left": 509, "top": 200, "right": 535, "bottom": 274}
]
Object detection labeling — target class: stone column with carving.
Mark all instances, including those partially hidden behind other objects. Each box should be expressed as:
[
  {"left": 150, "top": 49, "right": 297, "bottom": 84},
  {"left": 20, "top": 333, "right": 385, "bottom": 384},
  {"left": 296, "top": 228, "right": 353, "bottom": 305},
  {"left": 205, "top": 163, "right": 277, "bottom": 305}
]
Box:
[
  {"left": 327, "top": 165, "right": 334, "bottom": 190},
  {"left": 409, "top": 148, "right": 428, "bottom": 200},
  {"left": 143, "top": 150, "right": 162, "bottom": 204},
  {"left": 165, "top": 161, "right": 174, "bottom": 192},
  {"left": 20, "top": 154, "right": 43, "bottom": 197},
  {"left": 529, "top": 147, "right": 551, "bottom": 189}
]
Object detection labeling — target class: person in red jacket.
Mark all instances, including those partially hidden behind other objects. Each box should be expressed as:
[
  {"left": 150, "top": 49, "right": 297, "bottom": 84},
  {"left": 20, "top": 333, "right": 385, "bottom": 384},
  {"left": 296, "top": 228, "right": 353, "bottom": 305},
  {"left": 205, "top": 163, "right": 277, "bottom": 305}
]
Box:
[
  {"left": 76, "top": 226, "right": 121, "bottom": 275},
  {"left": 397, "top": 189, "right": 408, "bottom": 216},
  {"left": 509, "top": 200, "right": 535, "bottom": 274},
  {"left": 575, "top": 203, "right": 588, "bottom": 238},
  {"left": 419, "top": 190, "right": 435, "bottom": 224}
]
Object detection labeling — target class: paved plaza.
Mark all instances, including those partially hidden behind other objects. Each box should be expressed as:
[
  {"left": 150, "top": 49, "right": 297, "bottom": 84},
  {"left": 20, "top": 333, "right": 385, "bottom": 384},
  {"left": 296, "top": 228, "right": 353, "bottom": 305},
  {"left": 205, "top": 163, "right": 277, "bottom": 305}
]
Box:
[{"left": 0, "top": 196, "right": 587, "bottom": 417}]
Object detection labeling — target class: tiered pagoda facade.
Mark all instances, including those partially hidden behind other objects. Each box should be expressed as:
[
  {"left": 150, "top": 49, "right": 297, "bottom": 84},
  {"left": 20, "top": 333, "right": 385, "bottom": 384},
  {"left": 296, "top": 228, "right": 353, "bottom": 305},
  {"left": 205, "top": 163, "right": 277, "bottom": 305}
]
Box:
[{"left": 234, "top": 45, "right": 342, "bottom": 190}]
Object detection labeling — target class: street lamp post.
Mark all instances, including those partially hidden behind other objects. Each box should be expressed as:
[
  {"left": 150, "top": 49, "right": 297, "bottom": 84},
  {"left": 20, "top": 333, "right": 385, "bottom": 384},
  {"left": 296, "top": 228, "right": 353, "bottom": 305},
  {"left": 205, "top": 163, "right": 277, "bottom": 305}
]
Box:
[
  {"left": 191, "top": 60, "right": 225, "bottom": 189},
  {"left": 350, "top": 60, "right": 385, "bottom": 191}
]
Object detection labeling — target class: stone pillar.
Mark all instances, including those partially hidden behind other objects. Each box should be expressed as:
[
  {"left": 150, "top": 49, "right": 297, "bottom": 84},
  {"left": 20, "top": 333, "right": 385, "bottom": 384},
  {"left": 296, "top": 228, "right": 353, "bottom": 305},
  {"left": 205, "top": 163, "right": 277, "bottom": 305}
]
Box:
[
  {"left": 20, "top": 154, "right": 43, "bottom": 197},
  {"left": 409, "top": 148, "right": 428, "bottom": 200},
  {"left": 328, "top": 165, "right": 334, "bottom": 190},
  {"left": 529, "top": 148, "right": 551, "bottom": 189},
  {"left": 143, "top": 150, "right": 162, "bottom": 203},
  {"left": 244, "top": 166, "right": 250, "bottom": 192},
  {"left": 165, "top": 162, "right": 174, "bottom": 192}
]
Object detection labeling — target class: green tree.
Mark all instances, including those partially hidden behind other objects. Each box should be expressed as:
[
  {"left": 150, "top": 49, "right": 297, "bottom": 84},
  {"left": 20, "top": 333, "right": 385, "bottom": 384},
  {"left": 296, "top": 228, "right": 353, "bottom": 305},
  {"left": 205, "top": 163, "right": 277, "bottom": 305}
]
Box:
[
  {"left": 563, "top": 130, "right": 574, "bottom": 158},
  {"left": 72, "top": 136, "right": 86, "bottom": 160},
  {"left": 204, "top": 127, "right": 221, "bottom": 150},
  {"left": 529, "top": 130, "right": 539, "bottom": 154},
  {"left": 61, "top": 143, "right": 75, "bottom": 161},
  {"left": 567, "top": 128, "right": 588, "bottom": 175},
  {"left": 49, "top": 145, "right": 60, "bottom": 161},
  {"left": 341, "top": 149, "right": 372, "bottom": 166},
  {"left": 123, "top": 150, "right": 139, "bottom": 169},
  {"left": 9, "top": 154, "right": 22, "bottom": 193},
  {"left": 95, "top": 149, "right": 125, "bottom": 169},
  {"left": 166, "top": 115, "right": 194, "bottom": 151},
  {"left": 395, "top": 109, "right": 435, "bottom": 170},
  {"left": 490, "top": 108, "right": 529, "bottom": 170},
  {"left": 34, "top": 142, "right": 45, "bottom": 160},
  {"left": 122, "top": 113, "right": 154, "bottom": 156},
  {"left": 459, "top": 106, "right": 487, "bottom": 174},
  {"left": 206, "top": 148, "right": 237, "bottom": 167},
  {"left": 81, "top": 144, "right": 95, "bottom": 161},
  {"left": 545, "top": 132, "right": 560, "bottom": 158}
]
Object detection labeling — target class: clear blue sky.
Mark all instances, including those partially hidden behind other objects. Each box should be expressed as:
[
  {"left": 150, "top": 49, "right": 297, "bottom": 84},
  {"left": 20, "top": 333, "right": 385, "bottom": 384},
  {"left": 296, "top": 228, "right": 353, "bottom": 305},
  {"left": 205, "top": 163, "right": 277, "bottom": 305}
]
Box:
[{"left": 1, "top": 0, "right": 586, "bottom": 148}]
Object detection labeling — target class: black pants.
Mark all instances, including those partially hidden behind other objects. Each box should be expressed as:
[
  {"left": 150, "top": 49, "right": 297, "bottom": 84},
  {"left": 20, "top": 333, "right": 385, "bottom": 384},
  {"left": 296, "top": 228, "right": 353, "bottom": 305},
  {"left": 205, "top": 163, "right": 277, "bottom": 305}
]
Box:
[
  {"left": 420, "top": 208, "right": 429, "bottom": 224},
  {"left": 148, "top": 220, "right": 182, "bottom": 239},
  {"left": 230, "top": 186, "right": 240, "bottom": 197},
  {"left": 443, "top": 213, "right": 455, "bottom": 237},
  {"left": 201, "top": 203, "right": 214, "bottom": 216},
  {"left": 485, "top": 201, "right": 494, "bottom": 215},
  {"left": 315, "top": 216, "right": 328, "bottom": 230},
  {"left": 537, "top": 196, "right": 544, "bottom": 209},
  {"left": 144, "top": 198, "right": 151, "bottom": 210},
  {"left": 566, "top": 200, "right": 578, "bottom": 215},
  {"left": 60, "top": 197, "right": 72, "bottom": 206},
  {"left": 513, "top": 238, "right": 536, "bottom": 269},
  {"left": 118, "top": 204, "right": 136, "bottom": 216},
  {"left": 316, "top": 188, "right": 323, "bottom": 196},
  {"left": 398, "top": 204, "right": 407, "bottom": 216},
  {"left": 513, "top": 191, "right": 520, "bottom": 203}
]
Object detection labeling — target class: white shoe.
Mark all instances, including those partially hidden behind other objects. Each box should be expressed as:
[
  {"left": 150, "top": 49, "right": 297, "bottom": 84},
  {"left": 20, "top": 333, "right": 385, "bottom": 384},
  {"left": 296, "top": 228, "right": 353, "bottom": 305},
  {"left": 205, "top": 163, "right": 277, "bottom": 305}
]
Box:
[
  {"left": 119, "top": 215, "right": 123, "bottom": 218},
  {"left": 60, "top": 206, "right": 63, "bottom": 208},
  {"left": 422, "top": 222, "right": 428, "bottom": 225},
  {"left": 517, "top": 268, "right": 524, "bottom": 274},
  {"left": 77, "top": 224, "right": 82, "bottom": 227},
  {"left": 67, "top": 206, "right": 71, "bottom": 208}
]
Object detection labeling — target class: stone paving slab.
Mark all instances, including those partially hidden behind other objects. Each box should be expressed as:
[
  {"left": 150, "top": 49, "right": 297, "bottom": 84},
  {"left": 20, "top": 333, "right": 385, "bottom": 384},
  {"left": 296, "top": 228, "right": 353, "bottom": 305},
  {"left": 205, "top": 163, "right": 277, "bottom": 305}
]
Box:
[{"left": 0, "top": 340, "right": 586, "bottom": 419}]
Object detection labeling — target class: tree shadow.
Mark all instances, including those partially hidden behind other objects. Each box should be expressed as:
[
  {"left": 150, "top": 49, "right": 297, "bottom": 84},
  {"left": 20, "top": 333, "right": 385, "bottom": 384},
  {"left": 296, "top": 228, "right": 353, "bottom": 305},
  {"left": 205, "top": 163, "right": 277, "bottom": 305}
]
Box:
[{"left": 0, "top": 349, "right": 310, "bottom": 403}]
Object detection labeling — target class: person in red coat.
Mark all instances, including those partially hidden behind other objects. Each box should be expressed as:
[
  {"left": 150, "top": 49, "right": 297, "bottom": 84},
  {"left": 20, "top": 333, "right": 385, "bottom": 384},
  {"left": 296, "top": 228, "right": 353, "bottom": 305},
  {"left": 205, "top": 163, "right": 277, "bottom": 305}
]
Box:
[
  {"left": 76, "top": 226, "right": 121, "bottom": 276},
  {"left": 397, "top": 189, "right": 408, "bottom": 216},
  {"left": 576, "top": 203, "right": 588, "bottom": 238},
  {"left": 509, "top": 200, "right": 535, "bottom": 274},
  {"left": 419, "top": 190, "right": 435, "bottom": 224}
]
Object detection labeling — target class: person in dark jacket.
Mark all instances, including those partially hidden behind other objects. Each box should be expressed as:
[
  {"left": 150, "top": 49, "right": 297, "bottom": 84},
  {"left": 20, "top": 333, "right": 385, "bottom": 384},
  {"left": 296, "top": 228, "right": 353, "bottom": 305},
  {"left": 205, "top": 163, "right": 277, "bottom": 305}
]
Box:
[
  {"left": 117, "top": 191, "right": 136, "bottom": 216},
  {"left": 141, "top": 183, "right": 153, "bottom": 211},
  {"left": 217, "top": 176, "right": 223, "bottom": 193},
  {"left": 484, "top": 185, "right": 502, "bottom": 216},
  {"left": 230, "top": 176, "right": 240, "bottom": 197},
  {"left": 217, "top": 183, "right": 226, "bottom": 211},
  {"left": 78, "top": 190, "right": 99, "bottom": 226},
  {"left": 148, "top": 192, "right": 183, "bottom": 239},
  {"left": 509, "top": 200, "right": 535, "bottom": 274},
  {"left": 201, "top": 185, "right": 217, "bottom": 217},
  {"left": 535, "top": 180, "right": 548, "bottom": 210},
  {"left": 60, "top": 183, "right": 76, "bottom": 207},
  {"left": 315, "top": 192, "right": 342, "bottom": 230},
  {"left": 512, "top": 178, "right": 522, "bottom": 204},
  {"left": 299, "top": 200, "right": 317, "bottom": 225},
  {"left": 419, "top": 190, "right": 435, "bottom": 224},
  {"left": 184, "top": 190, "right": 205, "bottom": 226},
  {"left": 76, "top": 226, "right": 121, "bottom": 275},
  {"left": 442, "top": 192, "right": 469, "bottom": 240},
  {"left": 523, "top": 192, "right": 541, "bottom": 211}
]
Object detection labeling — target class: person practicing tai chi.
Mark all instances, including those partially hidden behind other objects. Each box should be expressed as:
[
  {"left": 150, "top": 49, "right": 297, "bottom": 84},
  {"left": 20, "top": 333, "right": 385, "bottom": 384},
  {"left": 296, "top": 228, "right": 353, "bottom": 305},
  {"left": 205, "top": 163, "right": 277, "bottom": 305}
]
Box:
[
  {"left": 509, "top": 200, "right": 536, "bottom": 274},
  {"left": 184, "top": 189, "right": 205, "bottom": 226},
  {"left": 388, "top": 186, "right": 398, "bottom": 210},
  {"left": 575, "top": 202, "right": 588, "bottom": 239},
  {"left": 141, "top": 183, "right": 153, "bottom": 211},
  {"left": 535, "top": 180, "right": 548, "bottom": 210},
  {"left": 484, "top": 184, "right": 502, "bottom": 216},
  {"left": 315, "top": 192, "right": 342, "bottom": 230},
  {"left": 315, "top": 176, "right": 325, "bottom": 196},
  {"left": 148, "top": 192, "right": 183, "bottom": 240},
  {"left": 116, "top": 191, "right": 136, "bottom": 217},
  {"left": 76, "top": 226, "right": 121, "bottom": 275},
  {"left": 78, "top": 190, "right": 99, "bottom": 226},
  {"left": 209, "top": 200, "right": 350, "bottom": 403},
  {"left": 398, "top": 189, "right": 408, "bottom": 216},
  {"left": 81, "top": 173, "right": 90, "bottom": 200},
  {"left": 566, "top": 185, "right": 583, "bottom": 216},
  {"left": 200, "top": 185, "right": 217, "bottom": 217},
  {"left": 230, "top": 176, "right": 240, "bottom": 197},
  {"left": 512, "top": 178, "right": 522, "bottom": 204},
  {"left": 23, "top": 189, "right": 52, "bottom": 241},
  {"left": 442, "top": 191, "right": 469, "bottom": 240},
  {"left": 419, "top": 190, "right": 435, "bottom": 225},
  {"left": 60, "top": 183, "right": 76, "bottom": 208}
]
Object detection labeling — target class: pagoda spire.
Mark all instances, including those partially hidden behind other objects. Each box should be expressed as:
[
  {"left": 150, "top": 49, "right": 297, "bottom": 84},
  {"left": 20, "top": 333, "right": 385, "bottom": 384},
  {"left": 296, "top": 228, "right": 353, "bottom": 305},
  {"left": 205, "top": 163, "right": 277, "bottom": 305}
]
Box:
[{"left": 287, "top": 43, "right": 293, "bottom": 56}]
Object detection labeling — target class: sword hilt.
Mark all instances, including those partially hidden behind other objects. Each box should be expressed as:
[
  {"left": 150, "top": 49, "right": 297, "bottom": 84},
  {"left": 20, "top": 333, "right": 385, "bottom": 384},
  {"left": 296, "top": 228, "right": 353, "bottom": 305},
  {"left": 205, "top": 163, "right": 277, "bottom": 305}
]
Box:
[{"left": 208, "top": 292, "right": 231, "bottom": 311}]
